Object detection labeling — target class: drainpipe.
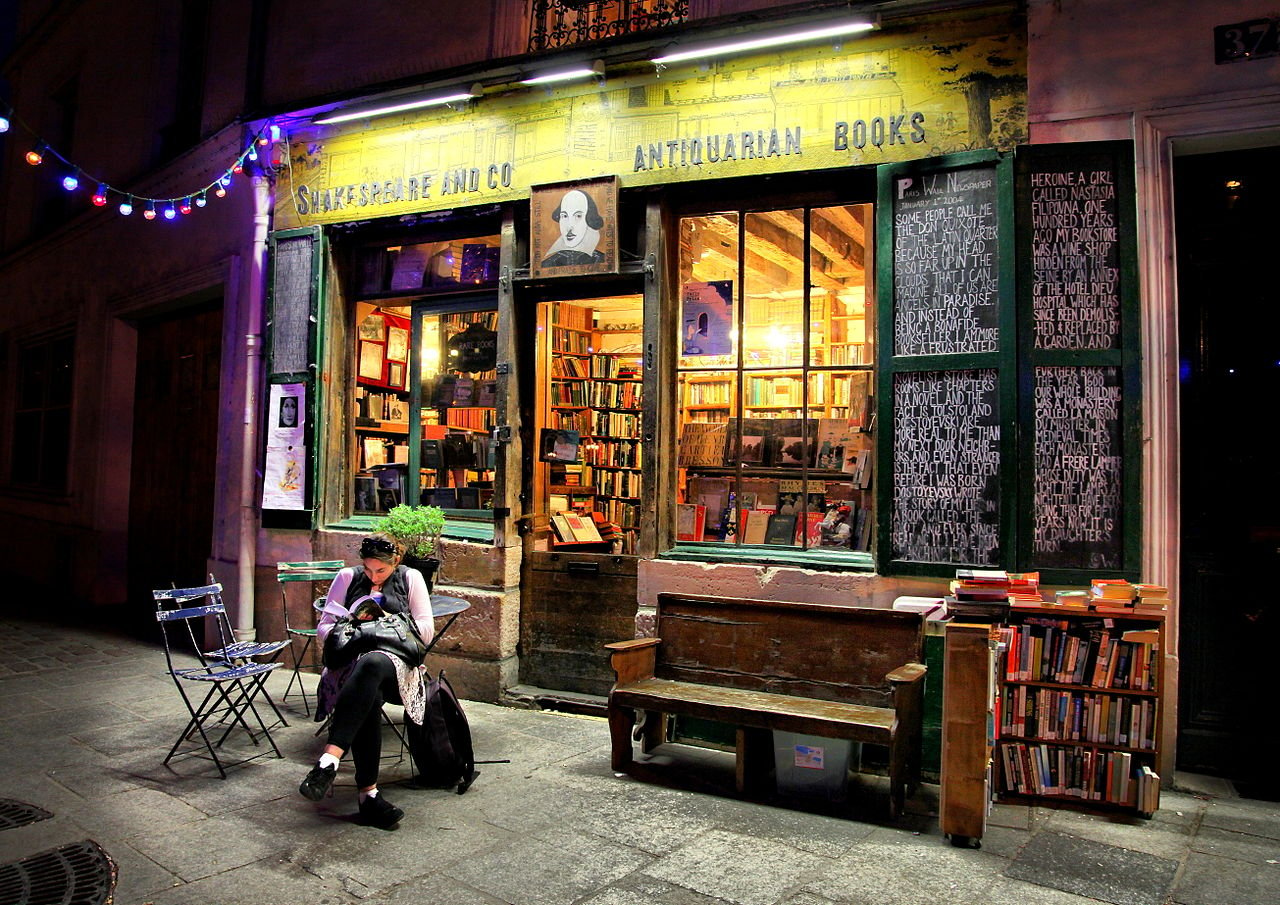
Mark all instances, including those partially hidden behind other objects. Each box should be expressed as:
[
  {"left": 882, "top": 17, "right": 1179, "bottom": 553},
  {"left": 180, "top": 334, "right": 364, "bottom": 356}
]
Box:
[{"left": 235, "top": 173, "right": 272, "bottom": 641}]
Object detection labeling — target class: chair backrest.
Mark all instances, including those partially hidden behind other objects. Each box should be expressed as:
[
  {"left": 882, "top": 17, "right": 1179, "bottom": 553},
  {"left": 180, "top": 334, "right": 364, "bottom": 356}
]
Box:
[
  {"left": 154, "top": 580, "right": 231, "bottom": 668},
  {"left": 276, "top": 561, "right": 346, "bottom": 631}
]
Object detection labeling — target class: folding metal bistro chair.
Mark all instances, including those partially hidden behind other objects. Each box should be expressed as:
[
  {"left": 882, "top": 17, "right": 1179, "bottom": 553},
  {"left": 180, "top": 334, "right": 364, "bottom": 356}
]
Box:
[
  {"left": 153, "top": 581, "right": 285, "bottom": 778},
  {"left": 277, "top": 560, "right": 346, "bottom": 715}
]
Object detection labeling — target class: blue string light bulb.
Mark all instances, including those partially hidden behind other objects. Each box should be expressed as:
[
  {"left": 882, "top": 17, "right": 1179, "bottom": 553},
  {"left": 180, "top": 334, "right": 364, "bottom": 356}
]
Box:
[
  {"left": 163, "top": 202, "right": 177, "bottom": 220},
  {"left": 195, "top": 191, "right": 207, "bottom": 208},
  {"left": 118, "top": 195, "right": 134, "bottom": 216},
  {"left": 62, "top": 168, "right": 80, "bottom": 191},
  {"left": 0, "top": 105, "right": 9, "bottom": 133}
]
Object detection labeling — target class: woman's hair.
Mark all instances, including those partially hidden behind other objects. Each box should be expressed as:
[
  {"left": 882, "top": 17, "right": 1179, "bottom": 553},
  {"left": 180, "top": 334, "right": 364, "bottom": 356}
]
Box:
[{"left": 359, "top": 532, "right": 401, "bottom": 563}]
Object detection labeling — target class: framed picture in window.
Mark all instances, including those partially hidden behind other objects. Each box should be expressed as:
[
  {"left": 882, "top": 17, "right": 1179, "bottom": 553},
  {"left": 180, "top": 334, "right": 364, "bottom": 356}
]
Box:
[
  {"left": 387, "top": 362, "right": 405, "bottom": 389},
  {"left": 359, "top": 313, "right": 385, "bottom": 341},
  {"left": 530, "top": 176, "right": 619, "bottom": 278},
  {"left": 386, "top": 326, "right": 409, "bottom": 362},
  {"left": 358, "top": 341, "right": 384, "bottom": 380}
]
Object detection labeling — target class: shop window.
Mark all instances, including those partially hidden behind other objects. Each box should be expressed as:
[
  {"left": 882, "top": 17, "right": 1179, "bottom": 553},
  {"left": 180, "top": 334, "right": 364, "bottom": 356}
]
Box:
[
  {"left": 532, "top": 296, "right": 644, "bottom": 554},
  {"left": 349, "top": 234, "right": 500, "bottom": 520},
  {"left": 11, "top": 332, "right": 74, "bottom": 491},
  {"left": 675, "top": 206, "right": 875, "bottom": 553}
]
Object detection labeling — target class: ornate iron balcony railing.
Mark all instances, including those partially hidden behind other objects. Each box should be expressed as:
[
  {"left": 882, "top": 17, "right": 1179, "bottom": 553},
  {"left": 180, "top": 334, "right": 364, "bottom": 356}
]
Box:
[{"left": 528, "top": 0, "right": 689, "bottom": 52}]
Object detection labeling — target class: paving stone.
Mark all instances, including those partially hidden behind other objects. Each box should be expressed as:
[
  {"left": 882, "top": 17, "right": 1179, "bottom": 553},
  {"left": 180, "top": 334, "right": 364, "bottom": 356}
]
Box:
[
  {"left": 802, "top": 833, "right": 1004, "bottom": 905},
  {"left": 1004, "top": 830, "right": 1178, "bottom": 905},
  {"left": 363, "top": 871, "right": 515, "bottom": 905},
  {"left": 126, "top": 812, "right": 294, "bottom": 882},
  {"left": 1173, "top": 850, "right": 1280, "bottom": 905},
  {"left": 1201, "top": 799, "right": 1280, "bottom": 841},
  {"left": 1042, "top": 805, "right": 1194, "bottom": 861},
  {"left": 443, "top": 828, "right": 652, "bottom": 905},
  {"left": 144, "top": 856, "right": 360, "bottom": 905},
  {"left": 1189, "top": 823, "right": 1280, "bottom": 865},
  {"left": 644, "top": 828, "right": 827, "bottom": 905}
]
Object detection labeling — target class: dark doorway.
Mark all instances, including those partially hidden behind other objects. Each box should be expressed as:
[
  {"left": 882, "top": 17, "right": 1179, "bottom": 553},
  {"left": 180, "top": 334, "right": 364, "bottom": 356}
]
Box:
[
  {"left": 1175, "top": 145, "right": 1280, "bottom": 799},
  {"left": 125, "top": 299, "right": 224, "bottom": 635}
]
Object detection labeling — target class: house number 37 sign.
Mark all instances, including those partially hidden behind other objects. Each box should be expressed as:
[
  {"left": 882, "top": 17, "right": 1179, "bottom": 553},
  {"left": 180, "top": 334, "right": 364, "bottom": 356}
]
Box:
[{"left": 1215, "top": 17, "right": 1280, "bottom": 63}]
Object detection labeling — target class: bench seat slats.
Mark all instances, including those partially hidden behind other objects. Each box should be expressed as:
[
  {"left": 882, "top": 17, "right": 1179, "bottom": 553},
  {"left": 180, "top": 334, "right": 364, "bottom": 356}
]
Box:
[{"left": 613, "top": 677, "right": 895, "bottom": 743}]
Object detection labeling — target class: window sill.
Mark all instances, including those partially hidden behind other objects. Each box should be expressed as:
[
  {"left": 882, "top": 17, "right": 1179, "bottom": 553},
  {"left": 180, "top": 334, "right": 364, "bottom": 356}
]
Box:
[
  {"left": 660, "top": 544, "right": 875, "bottom": 572},
  {"left": 323, "top": 513, "right": 495, "bottom": 544}
]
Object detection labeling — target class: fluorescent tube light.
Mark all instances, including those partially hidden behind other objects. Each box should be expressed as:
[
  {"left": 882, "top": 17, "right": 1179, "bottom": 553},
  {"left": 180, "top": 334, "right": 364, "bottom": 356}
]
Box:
[
  {"left": 652, "top": 20, "right": 876, "bottom": 66},
  {"left": 314, "top": 91, "right": 477, "bottom": 125},
  {"left": 521, "top": 62, "right": 603, "bottom": 86}
]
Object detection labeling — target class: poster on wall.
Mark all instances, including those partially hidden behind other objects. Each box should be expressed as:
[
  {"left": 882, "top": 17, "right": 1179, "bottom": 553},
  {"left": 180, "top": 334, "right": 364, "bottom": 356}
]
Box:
[
  {"left": 263, "top": 382, "right": 307, "bottom": 510},
  {"left": 680, "top": 281, "right": 734, "bottom": 356},
  {"left": 529, "top": 176, "right": 619, "bottom": 278}
]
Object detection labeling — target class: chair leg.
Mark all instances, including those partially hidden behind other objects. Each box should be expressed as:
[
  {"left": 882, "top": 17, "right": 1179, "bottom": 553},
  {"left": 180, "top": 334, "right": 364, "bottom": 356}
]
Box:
[
  {"left": 608, "top": 705, "right": 635, "bottom": 771},
  {"left": 165, "top": 683, "right": 229, "bottom": 779},
  {"left": 282, "top": 635, "right": 314, "bottom": 716}
]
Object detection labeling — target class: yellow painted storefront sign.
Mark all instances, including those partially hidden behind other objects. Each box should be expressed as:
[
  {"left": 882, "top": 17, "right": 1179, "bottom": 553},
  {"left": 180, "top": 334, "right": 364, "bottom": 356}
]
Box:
[{"left": 276, "top": 14, "right": 1026, "bottom": 228}]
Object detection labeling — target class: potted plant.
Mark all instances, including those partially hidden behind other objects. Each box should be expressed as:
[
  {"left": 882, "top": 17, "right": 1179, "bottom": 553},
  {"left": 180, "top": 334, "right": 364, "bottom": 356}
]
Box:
[{"left": 373, "top": 504, "right": 446, "bottom": 592}]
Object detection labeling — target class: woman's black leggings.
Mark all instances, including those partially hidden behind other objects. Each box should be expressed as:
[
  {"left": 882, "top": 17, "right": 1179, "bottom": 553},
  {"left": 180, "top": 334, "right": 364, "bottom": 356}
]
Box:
[{"left": 327, "top": 654, "right": 401, "bottom": 788}]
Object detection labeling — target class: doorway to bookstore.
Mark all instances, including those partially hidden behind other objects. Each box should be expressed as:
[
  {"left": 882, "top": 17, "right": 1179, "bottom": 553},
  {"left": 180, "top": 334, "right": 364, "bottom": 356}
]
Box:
[
  {"left": 517, "top": 292, "right": 644, "bottom": 697},
  {"left": 1175, "top": 142, "right": 1280, "bottom": 799}
]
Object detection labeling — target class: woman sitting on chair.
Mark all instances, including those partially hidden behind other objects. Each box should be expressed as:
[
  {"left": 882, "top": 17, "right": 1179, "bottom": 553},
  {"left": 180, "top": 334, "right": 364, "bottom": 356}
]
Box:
[{"left": 298, "top": 533, "right": 434, "bottom": 828}]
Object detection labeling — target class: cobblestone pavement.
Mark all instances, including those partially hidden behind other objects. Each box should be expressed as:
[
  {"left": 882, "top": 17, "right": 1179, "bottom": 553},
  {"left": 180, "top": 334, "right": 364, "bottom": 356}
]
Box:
[{"left": 0, "top": 615, "right": 1276, "bottom": 905}]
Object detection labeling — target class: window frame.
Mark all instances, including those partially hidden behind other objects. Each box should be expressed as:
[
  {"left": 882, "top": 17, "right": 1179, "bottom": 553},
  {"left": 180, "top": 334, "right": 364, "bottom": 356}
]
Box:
[{"left": 665, "top": 198, "right": 878, "bottom": 569}]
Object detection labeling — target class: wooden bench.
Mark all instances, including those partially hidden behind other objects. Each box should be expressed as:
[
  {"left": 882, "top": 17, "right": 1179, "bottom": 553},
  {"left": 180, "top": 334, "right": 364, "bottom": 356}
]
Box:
[{"left": 606, "top": 593, "right": 927, "bottom": 817}]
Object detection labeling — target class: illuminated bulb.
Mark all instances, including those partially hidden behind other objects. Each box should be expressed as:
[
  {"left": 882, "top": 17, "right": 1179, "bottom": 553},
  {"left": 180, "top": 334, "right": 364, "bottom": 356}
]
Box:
[
  {"left": 163, "top": 202, "right": 177, "bottom": 220},
  {"left": 232, "top": 161, "right": 244, "bottom": 174},
  {"left": 220, "top": 173, "right": 232, "bottom": 186},
  {"left": 247, "top": 146, "right": 258, "bottom": 162},
  {"left": 119, "top": 195, "right": 134, "bottom": 216},
  {"left": 195, "top": 192, "right": 207, "bottom": 207},
  {"left": 0, "top": 112, "right": 9, "bottom": 133},
  {"left": 25, "top": 144, "right": 45, "bottom": 166},
  {"left": 61, "top": 170, "right": 80, "bottom": 191},
  {"left": 92, "top": 184, "right": 108, "bottom": 206},
  {"left": 179, "top": 197, "right": 192, "bottom": 215},
  {"left": 144, "top": 201, "right": 157, "bottom": 220},
  {"left": 214, "top": 183, "right": 227, "bottom": 198},
  {"left": 269, "top": 124, "right": 281, "bottom": 142}
]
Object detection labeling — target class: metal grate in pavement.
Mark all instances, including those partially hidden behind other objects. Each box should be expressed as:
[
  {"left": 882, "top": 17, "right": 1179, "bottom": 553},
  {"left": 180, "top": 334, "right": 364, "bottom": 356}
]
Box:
[
  {"left": 0, "top": 800, "right": 53, "bottom": 832},
  {"left": 0, "top": 840, "right": 118, "bottom": 905}
]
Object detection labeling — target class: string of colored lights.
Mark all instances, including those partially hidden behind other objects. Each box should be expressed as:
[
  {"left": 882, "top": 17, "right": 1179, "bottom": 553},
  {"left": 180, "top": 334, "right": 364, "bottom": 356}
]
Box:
[{"left": 0, "top": 99, "right": 280, "bottom": 220}]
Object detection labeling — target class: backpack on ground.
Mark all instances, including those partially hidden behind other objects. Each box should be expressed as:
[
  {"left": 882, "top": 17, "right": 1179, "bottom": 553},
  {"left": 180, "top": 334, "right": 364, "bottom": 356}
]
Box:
[{"left": 406, "top": 670, "right": 478, "bottom": 794}]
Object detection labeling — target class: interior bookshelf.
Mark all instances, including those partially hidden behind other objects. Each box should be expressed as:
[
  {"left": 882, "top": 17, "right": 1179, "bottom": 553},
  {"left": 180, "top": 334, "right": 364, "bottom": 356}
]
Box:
[
  {"left": 993, "top": 605, "right": 1165, "bottom": 816},
  {"left": 538, "top": 299, "right": 643, "bottom": 554}
]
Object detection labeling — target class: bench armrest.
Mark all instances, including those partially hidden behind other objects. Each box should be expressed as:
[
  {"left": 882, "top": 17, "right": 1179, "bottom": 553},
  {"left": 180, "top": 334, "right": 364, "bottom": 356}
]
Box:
[
  {"left": 885, "top": 662, "right": 927, "bottom": 686},
  {"left": 605, "top": 637, "right": 661, "bottom": 686}
]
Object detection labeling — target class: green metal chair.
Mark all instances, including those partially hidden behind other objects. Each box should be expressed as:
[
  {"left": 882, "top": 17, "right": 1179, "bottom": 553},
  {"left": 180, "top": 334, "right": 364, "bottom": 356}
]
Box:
[{"left": 276, "top": 560, "right": 345, "bottom": 715}]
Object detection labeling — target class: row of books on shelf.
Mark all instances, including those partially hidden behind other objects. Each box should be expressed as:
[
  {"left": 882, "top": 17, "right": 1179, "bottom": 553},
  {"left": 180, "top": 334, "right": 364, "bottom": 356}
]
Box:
[
  {"left": 553, "top": 330, "right": 592, "bottom": 354},
  {"left": 998, "top": 743, "right": 1159, "bottom": 814},
  {"left": 549, "top": 380, "right": 641, "bottom": 409},
  {"left": 593, "top": 468, "right": 640, "bottom": 499},
  {"left": 943, "top": 570, "right": 1170, "bottom": 618},
  {"left": 581, "top": 438, "right": 641, "bottom": 469},
  {"left": 678, "top": 419, "right": 871, "bottom": 478},
  {"left": 999, "top": 620, "right": 1160, "bottom": 690},
  {"left": 591, "top": 355, "right": 640, "bottom": 379},
  {"left": 676, "top": 500, "right": 871, "bottom": 550},
  {"left": 551, "top": 303, "right": 592, "bottom": 331},
  {"left": 357, "top": 389, "right": 408, "bottom": 423},
  {"left": 999, "top": 686, "right": 1159, "bottom": 750},
  {"left": 593, "top": 410, "right": 640, "bottom": 437}
]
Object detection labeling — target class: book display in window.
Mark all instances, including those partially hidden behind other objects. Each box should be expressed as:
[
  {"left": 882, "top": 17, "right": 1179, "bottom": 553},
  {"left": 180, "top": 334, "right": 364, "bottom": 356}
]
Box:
[
  {"left": 994, "top": 601, "right": 1164, "bottom": 817},
  {"left": 537, "top": 298, "right": 643, "bottom": 554},
  {"left": 674, "top": 205, "right": 876, "bottom": 550}
]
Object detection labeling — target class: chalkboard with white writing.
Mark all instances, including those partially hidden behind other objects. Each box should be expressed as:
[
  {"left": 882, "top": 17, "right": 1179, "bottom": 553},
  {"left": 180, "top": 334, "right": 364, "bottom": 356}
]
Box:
[
  {"left": 893, "top": 165, "right": 1001, "bottom": 356},
  {"left": 1027, "top": 152, "right": 1122, "bottom": 350},
  {"left": 891, "top": 369, "right": 1001, "bottom": 565},
  {"left": 270, "top": 233, "right": 316, "bottom": 376},
  {"left": 1032, "top": 366, "right": 1123, "bottom": 570}
]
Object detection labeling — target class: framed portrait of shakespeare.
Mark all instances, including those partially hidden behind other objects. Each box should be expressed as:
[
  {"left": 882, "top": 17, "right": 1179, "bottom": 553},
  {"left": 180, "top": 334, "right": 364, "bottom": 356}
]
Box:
[{"left": 530, "top": 176, "right": 619, "bottom": 278}]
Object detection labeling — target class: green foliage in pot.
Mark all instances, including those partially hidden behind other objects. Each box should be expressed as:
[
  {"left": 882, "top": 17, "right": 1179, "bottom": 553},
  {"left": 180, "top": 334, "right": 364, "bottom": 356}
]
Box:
[{"left": 373, "top": 504, "right": 446, "bottom": 560}]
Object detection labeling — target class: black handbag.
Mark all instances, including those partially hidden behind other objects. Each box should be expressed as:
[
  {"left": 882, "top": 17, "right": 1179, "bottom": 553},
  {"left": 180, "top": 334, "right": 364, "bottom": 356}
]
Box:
[{"left": 323, "top": 609, "right": 427, "bottom": 670}]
